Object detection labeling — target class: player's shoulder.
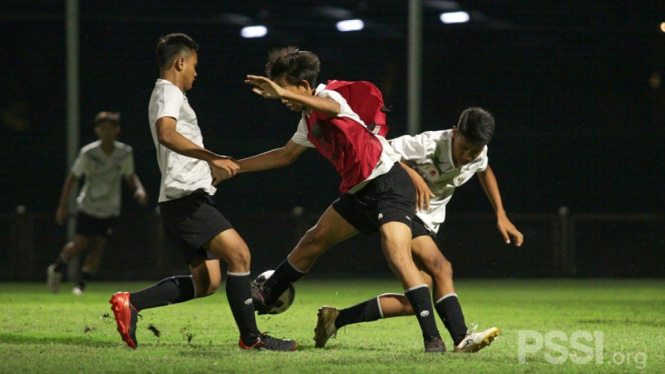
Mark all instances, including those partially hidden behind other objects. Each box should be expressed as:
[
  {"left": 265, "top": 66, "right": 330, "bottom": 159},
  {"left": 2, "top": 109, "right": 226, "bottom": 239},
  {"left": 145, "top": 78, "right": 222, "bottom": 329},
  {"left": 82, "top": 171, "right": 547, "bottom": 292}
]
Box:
[
  {"left": 316, "top": 83, "right": 344, "bottom": 99},
  {"left": 152, "top": 79, "right": 182, "bottom": 97},
  {"left": 394, "top": 130, "right": 449, "bottom": 143},
  {"left": 79, "top": 140, "right": 102, "bottom": 155},
  {"left": 114, "top": 141, "right": 133, "bottom": 153},
  {"left": 428, "top": 129, "right": 452, "bottom": 139},
  {"left": 113, "top": 141, "right": 134, "bottom": 159}
]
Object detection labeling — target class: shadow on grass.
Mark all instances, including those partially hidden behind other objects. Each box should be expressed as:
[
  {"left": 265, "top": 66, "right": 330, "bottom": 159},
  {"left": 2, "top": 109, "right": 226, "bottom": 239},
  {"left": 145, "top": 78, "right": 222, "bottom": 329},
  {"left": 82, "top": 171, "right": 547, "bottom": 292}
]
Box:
[{"left": 0, "top": 333, "right": 118, "bottom": 348}]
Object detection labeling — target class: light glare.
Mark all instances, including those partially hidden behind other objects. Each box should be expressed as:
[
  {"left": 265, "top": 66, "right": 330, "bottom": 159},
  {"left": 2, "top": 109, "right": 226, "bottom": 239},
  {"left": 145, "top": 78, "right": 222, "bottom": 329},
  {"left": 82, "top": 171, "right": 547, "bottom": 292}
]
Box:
[
  {"left": 336, "top": 19, "right": 364, "bottom": 32},
  {"left": 241, "top": 25, "right": 267, "bottom": 38},
  {"left": 440, "top": 11, "right": 470, "bottom": 24}
]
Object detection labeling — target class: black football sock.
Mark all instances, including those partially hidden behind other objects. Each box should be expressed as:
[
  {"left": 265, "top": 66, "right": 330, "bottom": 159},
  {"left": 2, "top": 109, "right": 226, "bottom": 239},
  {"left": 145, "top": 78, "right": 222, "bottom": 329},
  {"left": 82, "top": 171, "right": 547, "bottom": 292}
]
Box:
[
  {"left": 435, "top": 293, "right": 468, "bottom": 345},
  {"left": 263, "top": 260, "right": 305, "bottom": 306},
  {"left": 335, "top": 298, "right": 382, "bottom": 329},
  {"left": 129, "top": 275, "right": 196, "bottom": 312},
  {"left": 53, "top": 254, "right": 67, "bottom": 273},
  {"left": 226, "top": 272, "right": 260, "bottom": 344},
  {"left": 76, "top": 269, "right": 93, "bottom": 290},
  {"left": 405, "top": 285, "right": 441, "bottom": 340}
]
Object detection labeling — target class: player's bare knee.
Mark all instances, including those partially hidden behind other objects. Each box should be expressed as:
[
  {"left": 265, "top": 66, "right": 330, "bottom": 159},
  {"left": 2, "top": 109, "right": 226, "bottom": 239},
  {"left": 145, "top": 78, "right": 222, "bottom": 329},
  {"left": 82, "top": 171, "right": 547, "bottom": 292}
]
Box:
[
  {"left": 226, "top": 246, "right": 251, "bottom": 270},
  {"left": 427, "top": 256, "right": 453, "bottom": 282}
]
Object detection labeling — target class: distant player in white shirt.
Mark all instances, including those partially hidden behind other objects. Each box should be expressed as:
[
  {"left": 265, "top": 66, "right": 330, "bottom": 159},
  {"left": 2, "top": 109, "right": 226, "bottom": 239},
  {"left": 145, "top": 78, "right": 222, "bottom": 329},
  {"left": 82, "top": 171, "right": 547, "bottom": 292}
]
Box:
[
  {"left": 314, "top": 107, "right": 523, "bottom": 353},
  {"left": 108, "top": 33, "right": 296, "bottom": 352},
  {"left": 47, "top": 111, "right": 148, "bottom": 295}
]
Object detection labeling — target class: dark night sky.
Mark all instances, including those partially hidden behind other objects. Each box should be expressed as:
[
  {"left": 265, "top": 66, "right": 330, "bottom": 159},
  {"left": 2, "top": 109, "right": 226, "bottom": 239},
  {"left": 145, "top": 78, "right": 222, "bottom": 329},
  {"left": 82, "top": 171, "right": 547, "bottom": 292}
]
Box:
[{"left": 1, "top": 0, "right": 664, "bottom": 217}]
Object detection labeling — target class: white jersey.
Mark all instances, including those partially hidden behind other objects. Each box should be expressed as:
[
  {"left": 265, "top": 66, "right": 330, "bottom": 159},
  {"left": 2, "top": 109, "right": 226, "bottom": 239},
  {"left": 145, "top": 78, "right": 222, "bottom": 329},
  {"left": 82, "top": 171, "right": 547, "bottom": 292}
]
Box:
[
  {"left": 148, "top": 79, "right": 216, "bottom": 202},
  {"left": 71, "top": 140, "right": 134, "bottom": 218},
  {"left": 291, "top": 83, "right": 400, "bottom": 194},
  {"left": 390, "top": 130, "right": 488, "bottom": 233}
]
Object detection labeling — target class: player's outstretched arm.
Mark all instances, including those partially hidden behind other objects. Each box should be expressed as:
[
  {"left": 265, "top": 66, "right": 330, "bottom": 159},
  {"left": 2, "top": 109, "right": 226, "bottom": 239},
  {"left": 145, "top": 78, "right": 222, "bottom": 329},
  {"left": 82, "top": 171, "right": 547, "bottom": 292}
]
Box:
[
  {"left": 124, "top": 174, "right": 148, "bottom": 205},
  {"left": 238, "top": 140, "right": 308, "bottom": 174},
  {"left": 156, "top": 116, "right": 239, "bottom": 183},
  {"left": 477, "top": 165, "right": 524, "bottom": 246},
  {"left": 245, "top": 75, "right": 341, "bottom": 116},
  {"left": 55, "top": 173, "right": 78, "bottom": 225}
]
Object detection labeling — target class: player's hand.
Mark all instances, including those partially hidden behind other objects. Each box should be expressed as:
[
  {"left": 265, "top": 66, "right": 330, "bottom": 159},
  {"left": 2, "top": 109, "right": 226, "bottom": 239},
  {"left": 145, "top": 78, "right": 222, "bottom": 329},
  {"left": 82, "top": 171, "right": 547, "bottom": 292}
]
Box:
[
  {"left": 497, "top": 213, "right": 523, "bottom": 246},
  {"left": 134, "top": 188, "right": 148, "bottom": 205},
  {"left": 406, "top": 167, "right": 434, "bottom": 211},
  {"left": 245, "top": 75, "right": 286, "bottom": 99},
  {"left": 210, "top": 156, "right": 240, "bottom": 186},
  {"left": 55, "top": 206, "right": 68, "bottom": 226}
]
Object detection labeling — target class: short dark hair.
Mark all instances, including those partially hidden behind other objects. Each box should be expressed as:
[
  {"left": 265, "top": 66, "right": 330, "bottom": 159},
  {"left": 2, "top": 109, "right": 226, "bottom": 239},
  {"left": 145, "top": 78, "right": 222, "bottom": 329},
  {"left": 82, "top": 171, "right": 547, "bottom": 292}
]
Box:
[
  {"left": 94, "top": 111, "right": 120, "bottom": 127},
  {"left": 266, "top": 46, "right": 320, "bottom": 88},
  {"left": 156, "top": 33, "right": 199, "bottom": 71},
  {"left": 457, "top": 107, "right": 495, "bottom": 146}
]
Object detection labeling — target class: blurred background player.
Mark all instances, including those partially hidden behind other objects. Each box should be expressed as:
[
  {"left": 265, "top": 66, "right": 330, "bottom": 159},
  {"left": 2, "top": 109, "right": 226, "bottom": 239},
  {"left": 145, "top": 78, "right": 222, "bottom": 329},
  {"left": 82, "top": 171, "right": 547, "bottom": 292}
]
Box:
[
  {"left": 314, "top": 107, "right": 523, "bottom": 352},
  {"left": 109, "top": 33, "right": 296, "bottom": 351},
  {"left": 47, "top": 111, "right": 147, "bottom": 295},
  {"left": 240, "top": 47, "right": 446, "bottom": 353}
]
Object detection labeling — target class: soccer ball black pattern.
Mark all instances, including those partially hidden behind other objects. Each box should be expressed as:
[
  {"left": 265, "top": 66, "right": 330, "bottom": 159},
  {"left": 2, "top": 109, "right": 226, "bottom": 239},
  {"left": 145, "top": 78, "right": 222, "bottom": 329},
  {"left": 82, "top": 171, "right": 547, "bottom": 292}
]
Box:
[{"left": 253, "top": 270, "right": 296, "bottom": 314}]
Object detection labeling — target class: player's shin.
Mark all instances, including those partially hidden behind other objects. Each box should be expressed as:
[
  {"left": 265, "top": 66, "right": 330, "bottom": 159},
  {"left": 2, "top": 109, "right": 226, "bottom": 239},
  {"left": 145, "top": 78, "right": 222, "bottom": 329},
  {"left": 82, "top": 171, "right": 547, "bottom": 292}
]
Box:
[
  {"left": 129, "top": 275, "right": 196, "bottom": 311},
  {"left": 335, "top": 297, "right": 382, "bottom": 329},
  {"left": 435, "top": 293, "right": 468, "bottom": 345},
  {"left": 405, "top": 285, "right": 441, "bottom": 340},
  {"left": 226, "top": 272, "right": 260, "bottom": 343},
  {"left": 262, "top": 260, "right": 305, "bottom": 305}
]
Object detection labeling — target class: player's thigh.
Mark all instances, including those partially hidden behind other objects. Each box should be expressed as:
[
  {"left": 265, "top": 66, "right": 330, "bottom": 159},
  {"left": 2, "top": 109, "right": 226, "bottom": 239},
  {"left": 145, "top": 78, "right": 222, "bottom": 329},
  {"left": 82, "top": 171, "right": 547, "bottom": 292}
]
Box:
[
  {"left": 72, "top": 234, "right": 91, "bottom": 249},
  {"left": 379, "top": 221, "right": 412, "bottom": 254},
  {"left": 300, "top": 205, "right": 358, "bottom": 249},
  {"left": 88, "top": 235, "right": 108, "bottom": 253},
  {"left": 205, "top": 228, "right": 250, "bottom": 272}
]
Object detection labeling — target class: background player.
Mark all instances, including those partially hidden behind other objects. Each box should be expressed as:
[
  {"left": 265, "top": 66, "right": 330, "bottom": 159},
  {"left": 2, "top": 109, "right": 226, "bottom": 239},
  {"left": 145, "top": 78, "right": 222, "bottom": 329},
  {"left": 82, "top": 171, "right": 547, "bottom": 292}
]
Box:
[
  {"left": 314, "top": 107, "right": 523, "bottom": 352},
  {"left": 240, "top": 47, "right": 446, "bottom": 352},
  {"left": 47, "top": 111, "right": 147, "bottom": 295},
  {"left": 108, "top": 33, "right": 296, "bottom": 351}
]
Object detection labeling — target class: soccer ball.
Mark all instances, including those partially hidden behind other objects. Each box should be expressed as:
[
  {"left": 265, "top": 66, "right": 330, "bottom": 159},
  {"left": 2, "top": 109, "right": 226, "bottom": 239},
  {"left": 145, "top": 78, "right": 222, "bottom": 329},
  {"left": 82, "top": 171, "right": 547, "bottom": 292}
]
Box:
[{"left": 253, "top": 270, "right": 296, "bottom": 315}]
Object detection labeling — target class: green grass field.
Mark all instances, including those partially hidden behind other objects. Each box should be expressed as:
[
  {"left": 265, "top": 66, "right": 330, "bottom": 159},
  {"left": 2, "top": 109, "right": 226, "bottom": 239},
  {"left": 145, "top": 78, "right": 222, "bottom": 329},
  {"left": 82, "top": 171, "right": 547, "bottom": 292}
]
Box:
[{"left": 1, "top": 279, "right": 663, "bottom": 373}]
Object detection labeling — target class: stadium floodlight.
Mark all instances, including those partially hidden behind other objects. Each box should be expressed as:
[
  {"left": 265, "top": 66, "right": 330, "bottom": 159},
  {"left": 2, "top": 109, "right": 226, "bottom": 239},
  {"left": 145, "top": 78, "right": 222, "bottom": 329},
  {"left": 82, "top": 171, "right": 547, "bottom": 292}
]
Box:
[
  {"left": 336, "top": 19, "right": 364, "bottom": 32},
  {"left": 240, "top": 25, "right": 267, "bottom": 38},
  {"left": 661, "top": 22, "right": 665, "bottom": 32},
  {"left": 440, "top": 11, "right": 469, "bottom": 24}
]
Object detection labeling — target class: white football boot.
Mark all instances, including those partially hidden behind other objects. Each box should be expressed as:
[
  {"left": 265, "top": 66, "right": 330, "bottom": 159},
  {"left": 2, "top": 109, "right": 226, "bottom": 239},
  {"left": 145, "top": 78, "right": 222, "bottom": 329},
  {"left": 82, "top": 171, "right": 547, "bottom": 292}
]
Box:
[{"left": 454, "top": 323, "right": 500, "bottom": 352}]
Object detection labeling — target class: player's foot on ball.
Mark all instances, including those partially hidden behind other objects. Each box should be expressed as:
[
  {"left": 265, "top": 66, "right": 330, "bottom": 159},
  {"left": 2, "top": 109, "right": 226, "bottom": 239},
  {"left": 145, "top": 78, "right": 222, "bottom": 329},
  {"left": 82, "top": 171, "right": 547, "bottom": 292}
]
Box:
[
  {"left": 424, "top": 336, "right": 447, "bottom": 353},
  {"left": 313, "top": 306, "right": 340, "bottom": 348},
  {"left": 109, "top": 292, "right": 139, "bottom": 349},
  {"left": 454, "top": 324, "right": 500, "bottom": 353},
  {"left": 46, "top": 264, "right": 62, "bottom": 293},
  {"left": 72, "top": 286, "right": 84, "bottom": 296},
  {"left": 239, "top": 332, "right": 297, "bottom": 351},
  {"left": 251, "top": 286, "right": 273, "bottom": 315}
]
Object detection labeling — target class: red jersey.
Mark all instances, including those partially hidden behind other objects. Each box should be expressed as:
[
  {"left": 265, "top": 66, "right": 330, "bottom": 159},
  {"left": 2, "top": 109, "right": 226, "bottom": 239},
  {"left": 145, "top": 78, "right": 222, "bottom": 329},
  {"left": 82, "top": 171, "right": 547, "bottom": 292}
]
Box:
[{"left": 305, "top": 110, "right": 384, "bottom": 193}]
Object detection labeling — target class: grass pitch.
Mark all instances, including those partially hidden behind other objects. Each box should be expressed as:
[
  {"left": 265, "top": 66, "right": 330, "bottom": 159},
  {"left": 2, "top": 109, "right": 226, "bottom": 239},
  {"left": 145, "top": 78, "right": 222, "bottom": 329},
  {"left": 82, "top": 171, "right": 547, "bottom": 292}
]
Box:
[{"left": 1, "top": 279, "right": 663, "bottom": 373}]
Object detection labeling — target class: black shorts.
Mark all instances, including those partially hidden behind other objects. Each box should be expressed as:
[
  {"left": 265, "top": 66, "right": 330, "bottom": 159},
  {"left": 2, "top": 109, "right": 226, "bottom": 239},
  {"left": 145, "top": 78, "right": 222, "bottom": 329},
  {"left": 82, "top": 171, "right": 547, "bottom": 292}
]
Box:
[
  {"left": 412, "top": 216, "right": 437, "bottom": 240},
  {"left": 333, "top": 162, "right": 415, "bottom": 236},
  {"left": 75, "top": 211, "right": 116, "bottom": 238},
  {"left": 158, "top": 190, "right": 232, "bottom": 264}
]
